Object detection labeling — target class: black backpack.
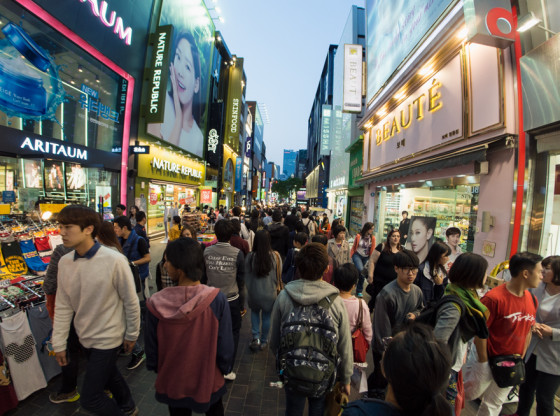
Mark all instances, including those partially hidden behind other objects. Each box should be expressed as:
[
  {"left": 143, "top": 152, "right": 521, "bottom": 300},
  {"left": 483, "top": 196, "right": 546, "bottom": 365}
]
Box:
[
  {"left": 415, "top": 295, "right": 466, "bottom": 348},
  {"left": 301, "top": 219, "right": 311, "bottom": 235},
  {"left": 278, "top": 293, "right": 340, "bottom": 398}
]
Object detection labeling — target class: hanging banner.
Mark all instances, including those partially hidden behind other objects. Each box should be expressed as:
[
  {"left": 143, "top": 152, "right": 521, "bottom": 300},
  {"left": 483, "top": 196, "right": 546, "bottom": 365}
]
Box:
[{"left": 343, "top": 44, "right": 363, "bottom": 113}]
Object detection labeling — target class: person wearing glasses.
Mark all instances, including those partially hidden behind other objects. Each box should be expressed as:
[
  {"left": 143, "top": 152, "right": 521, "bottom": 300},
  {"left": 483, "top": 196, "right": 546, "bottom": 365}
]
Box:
[{"left": 367, "top": 249, "right": 424, "bottom": 399}]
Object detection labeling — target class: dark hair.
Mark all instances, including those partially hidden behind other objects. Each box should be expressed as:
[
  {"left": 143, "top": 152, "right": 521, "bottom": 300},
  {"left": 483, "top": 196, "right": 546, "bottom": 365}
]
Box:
[
  {"left": 272, "top": 210, "right": 283, "bottom": 222},
  {"left": 359, "top": 222, "right": 374, "bottom": 237},
  {"left": 331, "top": 218, "right": 342, "bottom": 231},
  {"left": 294, "top": 232, "right": 308, "bottom": 246},
  {"left": 170, "top": 31, "right": 201, "bottom": 122},
  {"left": 332, "top": 225, "right": 346, "bottom": 239},
  {"left": 251, "top": 209, "right": 259, "bottom": 219},
  {"left": 214, "top": 219, "right": 233, "bottom": 242},
  {"left": 181, "top": 224, "right": 197, "bottom": 239},
  {"left": 58, "top": 205, "right": 100, "bottom": 238},
  {"left": 448, "top": 253, "right": 488, "bottom": 289},
  {"left": 295, "top": 243, "right": 329, "bottom": 281},
  {"left": 135, "top": 211, "right": 146, "bottom": 222},
  {"left": 96, "top": 221, "right": 122, "bottom": 253},
  {"left": 542, "top": 256, "right": 560, "bottom": 286},
  {"left": 333, "top": 263, "right": 359, "bottom": 292},
  {"left": 446, "top": 227, "right": 461, "bottom": 237},
  {"left": 312, "top": 234, "right": 328, "bottom": 246},
  {"left": 230, "top": 218, "right": 242, "bottom": 234},
  {"left": 383, "top": 228, "right": 402, "bottom": 253},
  {"left": 302, "top": 211, "right": 309, "bottom": 219},
  {"left": 250, "top": 230, "right": 273, "bottom": 277},
  {"left": 128, "top": 205, "right": 139, "bottom": 217},
  {"left": 172, "top": 215, "right": 181, "bottom": 225},
  {"left": 411, "top": 216, "right": 437, "bottom": 231},
  {"left": 383, "top": 323, "right": 452, "bottom": 416},
  {"left": 402, "top": 211, "right": 408, "bottom": 216},
  {"left": 232, "top": 206, "right": 242, "bottom": 217},
  {"left": 165, "top": 238, "right": 204, "bottom": 281},
  {"left": 394, "top": 249, "right": 420, "bottom": 269},
  {"left": 116, "top": 204, "right": 126, "bottom": 211},
  {"left": 294, "top": 221, "right": 305, "bottom": 233},
  {"left": 425, "top": 241, "right": 452, "bottom": 277},
  {"left": 509, "top": 252, "right": 543, "bottom": 277},
  {"left": 114, "top": 215, "right": 132, "bottom": 231}
]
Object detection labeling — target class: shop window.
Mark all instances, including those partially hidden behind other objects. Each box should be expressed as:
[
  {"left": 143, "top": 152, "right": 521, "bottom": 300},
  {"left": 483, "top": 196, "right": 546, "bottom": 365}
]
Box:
[{"left": 0, "top": 2, "right": 125, "bottom": 152}]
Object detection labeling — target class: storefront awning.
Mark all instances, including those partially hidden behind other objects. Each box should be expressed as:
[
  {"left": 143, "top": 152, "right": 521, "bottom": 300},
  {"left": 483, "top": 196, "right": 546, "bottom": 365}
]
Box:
[{"left": 357, "top": 146, "right": 487, "bottom": 185}]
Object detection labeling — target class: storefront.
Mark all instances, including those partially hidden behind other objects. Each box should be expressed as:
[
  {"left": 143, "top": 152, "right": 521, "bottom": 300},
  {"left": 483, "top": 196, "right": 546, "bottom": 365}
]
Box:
[
  {"left": 136, "top": 145, "right": 205, "bottom": 236},
  {"left": 360, "top": 29, "right": 518, "bottom": 269},
  {"left": 0, "top": 0, "right": 153, "bottom": 214},
  {"left": 222, "top": 145, "right": 237, "bottom": 208}
]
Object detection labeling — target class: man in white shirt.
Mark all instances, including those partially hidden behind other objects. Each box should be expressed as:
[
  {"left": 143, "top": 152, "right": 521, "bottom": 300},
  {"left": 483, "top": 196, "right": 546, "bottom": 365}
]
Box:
[{"left": 52, "top": 205, "right": 140, "bottom": 416}]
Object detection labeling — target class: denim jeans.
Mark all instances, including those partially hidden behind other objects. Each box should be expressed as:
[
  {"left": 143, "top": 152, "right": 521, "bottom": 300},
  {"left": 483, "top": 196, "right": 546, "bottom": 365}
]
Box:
[
  {"left": 352, "top": 253, "right": 369, "bottom": 294},
  {"left": 81, "top": 346, "right": 135, "bottom": 415},
  {"left": 250, "top": 309, "right": 271, "bottom": 344},
  {"left": 284, "top": 390, "right": 325, "bottom": 416},
  {"left": 60, "top": 321, "right": 80, "bottom": 394},
  {"left": 517, "top": 353, "right": 560, "bottom": 416}
]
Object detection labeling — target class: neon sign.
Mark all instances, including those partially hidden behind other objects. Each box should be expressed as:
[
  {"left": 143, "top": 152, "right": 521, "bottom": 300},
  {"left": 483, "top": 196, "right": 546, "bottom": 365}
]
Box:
[
  {"left": 79, "top": 0, "right": 133, "bottom": 46},
  {"left": 20, "top": 137, "right": 88, "bottom": 160}
]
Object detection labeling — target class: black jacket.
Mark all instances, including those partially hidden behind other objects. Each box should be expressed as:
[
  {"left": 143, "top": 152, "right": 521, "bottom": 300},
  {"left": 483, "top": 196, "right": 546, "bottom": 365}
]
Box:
[{"left": 266, "top": 222, "right": 290, "bottom": 259}]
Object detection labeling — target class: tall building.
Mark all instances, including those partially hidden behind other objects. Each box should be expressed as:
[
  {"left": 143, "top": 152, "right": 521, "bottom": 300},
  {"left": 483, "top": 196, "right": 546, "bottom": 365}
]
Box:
[
  {"left": 283, "top": 150, "right": 297, "bottom": 178},
  {"left": 295, "top": 149, "right": 308, "bottom": 180}
]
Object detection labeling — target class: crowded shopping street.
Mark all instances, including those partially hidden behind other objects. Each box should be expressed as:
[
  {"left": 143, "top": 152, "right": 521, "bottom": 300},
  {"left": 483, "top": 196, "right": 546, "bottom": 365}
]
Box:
[{"left": 0, "top": 0, "right": 559, "bottom": 415}]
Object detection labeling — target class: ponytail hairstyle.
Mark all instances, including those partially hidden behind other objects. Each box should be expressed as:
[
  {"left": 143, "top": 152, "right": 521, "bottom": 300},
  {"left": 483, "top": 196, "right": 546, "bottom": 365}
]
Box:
[{"left": 383, "top": 323, "right": 452, "bottom": 416}]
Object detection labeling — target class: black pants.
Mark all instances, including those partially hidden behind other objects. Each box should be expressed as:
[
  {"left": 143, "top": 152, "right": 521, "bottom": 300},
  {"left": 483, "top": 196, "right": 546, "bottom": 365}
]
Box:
[
  {"left": 517, "top": 353, "right": 560, "bottom": 416},
  {"left": 367, "top": 350, "right": 387, "bottom": 395},
  {"left": 228, "top": 298, "right": 242, "bottom": 366},
  {"left": 60, "top": 321, "right": 80, "bottom": 394},
  {"left": 168, "top": 397, "right": 224, "bottom": 416}
]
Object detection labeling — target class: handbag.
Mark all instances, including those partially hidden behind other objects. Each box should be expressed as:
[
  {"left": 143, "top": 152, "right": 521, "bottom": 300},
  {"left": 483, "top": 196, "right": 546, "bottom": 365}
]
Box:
[
  {"left": 324, "top": 382, "right": 349, "bottom": 416},
  {"left": 352, "top": 299, "right": 370, "bottom": 363},
  {"left": 488, "top": 355, "right": 526, "bottom": 388},
  {"left": 274, "top": 251, "right": 284, "bottom": 295}
]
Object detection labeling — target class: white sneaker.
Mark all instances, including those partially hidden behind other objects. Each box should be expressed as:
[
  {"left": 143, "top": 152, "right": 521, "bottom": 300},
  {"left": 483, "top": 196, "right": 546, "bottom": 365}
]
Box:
[{"left": 224, "top": 372, "right": 236, "bottom": 381}]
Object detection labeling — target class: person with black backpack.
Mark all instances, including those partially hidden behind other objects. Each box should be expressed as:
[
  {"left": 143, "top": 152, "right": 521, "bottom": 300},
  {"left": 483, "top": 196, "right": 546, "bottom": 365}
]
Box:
[
  {"left": 282, "top": 232, "right": 307, "bottom": 284},
  {"left": 431, "top": 253, "right": 489, "bottom": 415},
  {"left": 270, "top": 243, "right": 353, "bottom": 416}
]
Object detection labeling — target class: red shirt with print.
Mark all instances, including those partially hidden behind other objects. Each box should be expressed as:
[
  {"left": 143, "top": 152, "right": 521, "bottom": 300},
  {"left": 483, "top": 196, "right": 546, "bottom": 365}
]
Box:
[{"left": 481, "top": 284, "right": 537, "bottom": 358}]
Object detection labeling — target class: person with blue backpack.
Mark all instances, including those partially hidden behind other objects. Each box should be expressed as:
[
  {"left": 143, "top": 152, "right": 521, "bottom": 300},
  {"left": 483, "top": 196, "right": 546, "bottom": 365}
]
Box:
[{"left": 270, "top": 242, "right": 353, "bottom": 416}]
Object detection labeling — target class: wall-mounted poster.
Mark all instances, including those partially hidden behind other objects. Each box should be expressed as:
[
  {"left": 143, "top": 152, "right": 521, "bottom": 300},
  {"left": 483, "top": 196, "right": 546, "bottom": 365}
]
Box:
[
  {"left": 66, "top": 164, "right": 87, "bottom": 190},
  {"left": 23, "top": 160, "right": 42, "bottom": 189},
  {"left": 405, "top": 216, "right": 437, "bottom": 263},
  {"left": 44, "top": 161, "right": 64, "bottom": 191}
]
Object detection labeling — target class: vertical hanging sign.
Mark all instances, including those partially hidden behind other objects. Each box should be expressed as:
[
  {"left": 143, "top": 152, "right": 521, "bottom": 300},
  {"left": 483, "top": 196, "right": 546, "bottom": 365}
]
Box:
[{"left": 343, "top": 44, "right": 363, "bottom": 113}]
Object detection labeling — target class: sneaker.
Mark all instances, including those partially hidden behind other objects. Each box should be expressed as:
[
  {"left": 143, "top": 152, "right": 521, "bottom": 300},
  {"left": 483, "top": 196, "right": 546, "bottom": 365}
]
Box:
[
  {"left": 250, "top": 338, "right": 261, "bottom": 351},
  {"left": 49, "top": 389, "right": 80, "bottom": 404},
  {"left": 123, "top": 406, "right": 139, "bottom": 416},
  {"left": 223, "top": 372, "right": 236, "bottom": 381},
  {"left": 260, "top": 342, "right": 268, "bottom": 351},
  {"left": 127, "top": 352, "right": 145, "bottom": 370}
]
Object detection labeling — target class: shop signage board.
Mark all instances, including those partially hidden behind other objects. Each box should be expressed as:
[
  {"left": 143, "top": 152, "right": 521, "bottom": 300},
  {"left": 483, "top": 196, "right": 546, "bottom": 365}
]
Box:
[
  {"left": 200, "top": 188, "right": 212, "bottom": 204},
  {"left": 366, "top": 0, "right": 453, "bottom": 102},
  {"left": 320, "top": 105, "right": 332, "bottom": 156},
  {"left": 368, "top": 54, "right": 462, "bottom": 170},
  {"left": 463, "top": 0, "right": 514, "bottom": 49},
  {"left": 343, "top": 44, "right": 363, "bottom": 113},
  {"left": 130, "top": 145, "right": 150, "bottom": 154},
  {"left": 225, "top": 59, "right": 243, "bottom": 153},
  {"left": 137, "top": 146, "right": 205, "bottom": 186},
  {"left": 144, "top": 25, "right": 173, "bottom": 123}
]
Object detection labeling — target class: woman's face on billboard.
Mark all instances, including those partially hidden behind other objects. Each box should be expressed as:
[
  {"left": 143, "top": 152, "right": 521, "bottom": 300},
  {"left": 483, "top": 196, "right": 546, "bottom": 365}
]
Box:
[
  {"left": 410, "top": 219, "right": 433, "bottom": 254},
  {"left": 173, "top": 38, "right": 199, "bottom": 106}
]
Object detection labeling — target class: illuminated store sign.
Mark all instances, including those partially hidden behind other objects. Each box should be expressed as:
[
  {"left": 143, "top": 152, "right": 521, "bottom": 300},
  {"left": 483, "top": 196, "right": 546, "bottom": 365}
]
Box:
[
  {"left": 20, "top": 137, "right": 88, "bottom": 160},
  {"left": 151, "top": 157, "right": 202, "bottom": 179},
  {"left": 145, "top": 25, "right": 173, "bottom": 123},
  {"left": 80, "top": 0, "right": 133, "bottom": 46},
  {"left": 368, "top": 55, "right": 462, "bottom": 170},
  {"left": 343, "top": 44, "right": 363, "bottom": 113},
  {"left": 463, "top": 0, "right": 514, "bottom": 49},
  {"left": 207, "top": 129, "right": 219, "bottom": 153}
]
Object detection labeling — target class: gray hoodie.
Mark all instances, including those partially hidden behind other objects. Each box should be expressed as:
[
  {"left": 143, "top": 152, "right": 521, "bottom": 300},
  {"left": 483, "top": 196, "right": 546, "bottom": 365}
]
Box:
[{"left": 269, "top": 279, "right": 354, "bottom": 384}]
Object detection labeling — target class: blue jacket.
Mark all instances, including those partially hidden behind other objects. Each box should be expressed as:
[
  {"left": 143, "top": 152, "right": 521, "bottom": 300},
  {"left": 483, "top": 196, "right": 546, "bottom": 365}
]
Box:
[{"left": 121, "top": 230, "right": 149, "bottom": 279}]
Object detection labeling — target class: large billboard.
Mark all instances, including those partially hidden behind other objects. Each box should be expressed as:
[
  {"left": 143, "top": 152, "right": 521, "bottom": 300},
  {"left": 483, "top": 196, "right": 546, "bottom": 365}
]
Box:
[
  {"left": 366, "top": 0, "right": 454, "bottom": 103},
  {"left": 146, "top": 0, "right": 215, "bottom": 159}
]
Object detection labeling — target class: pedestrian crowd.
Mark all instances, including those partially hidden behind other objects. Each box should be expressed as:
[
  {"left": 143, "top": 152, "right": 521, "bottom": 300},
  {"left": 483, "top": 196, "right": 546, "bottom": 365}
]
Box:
[{"left": 42, "top": 203, "right": 559, "bottom": 416}]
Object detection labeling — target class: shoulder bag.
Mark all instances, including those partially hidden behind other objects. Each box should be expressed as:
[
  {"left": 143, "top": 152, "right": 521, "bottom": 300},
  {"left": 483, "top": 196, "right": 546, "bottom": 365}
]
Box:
[{"left": 352, "top": 299, "right": 370, "bottom": 363}]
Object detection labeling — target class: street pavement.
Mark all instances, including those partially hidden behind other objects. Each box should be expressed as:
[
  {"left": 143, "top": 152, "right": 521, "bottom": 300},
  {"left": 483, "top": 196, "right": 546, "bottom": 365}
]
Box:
[{"left": 6, "top": 237, "right": 534, "bottom": 415}]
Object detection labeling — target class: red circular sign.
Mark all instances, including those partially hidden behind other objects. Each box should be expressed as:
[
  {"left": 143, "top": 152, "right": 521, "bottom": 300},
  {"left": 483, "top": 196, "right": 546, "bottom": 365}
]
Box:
[{"left": 149, "top": 192, "right": 158, "bottom": 205}]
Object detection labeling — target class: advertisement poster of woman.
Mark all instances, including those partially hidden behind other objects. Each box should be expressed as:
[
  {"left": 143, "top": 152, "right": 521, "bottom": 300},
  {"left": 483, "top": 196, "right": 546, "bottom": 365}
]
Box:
[
  {"left": 146, "top": 0, "right": 213, "bottom": 159},
  {"left": 405, "top": 216, "right": 437, "bottom": 263}
]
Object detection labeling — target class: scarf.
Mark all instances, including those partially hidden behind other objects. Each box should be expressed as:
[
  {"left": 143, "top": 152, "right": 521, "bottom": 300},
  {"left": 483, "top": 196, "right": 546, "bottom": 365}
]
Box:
[{"left": 445, "top": 283, "right": 489, "bottom": 340}]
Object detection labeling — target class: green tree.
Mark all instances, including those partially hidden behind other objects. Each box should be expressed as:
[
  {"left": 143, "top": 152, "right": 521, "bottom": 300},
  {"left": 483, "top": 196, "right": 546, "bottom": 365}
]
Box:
[{"left": 272, "top": 177, "right": 303, "bottom": 199}]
